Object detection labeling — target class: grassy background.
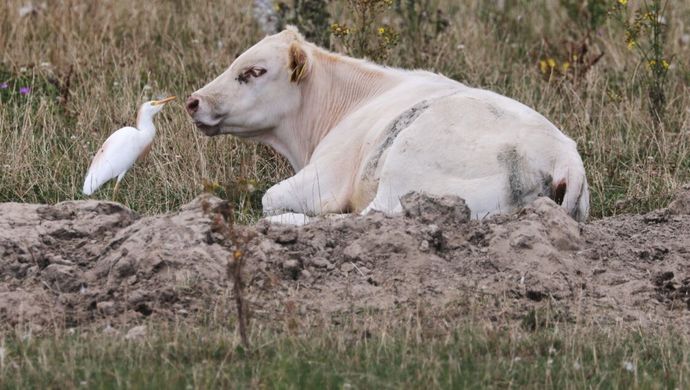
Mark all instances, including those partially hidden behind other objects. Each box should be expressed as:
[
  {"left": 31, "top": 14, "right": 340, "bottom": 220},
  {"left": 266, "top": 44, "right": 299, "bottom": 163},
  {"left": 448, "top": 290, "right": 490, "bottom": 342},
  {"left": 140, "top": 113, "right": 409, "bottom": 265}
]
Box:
[
  {"left": 1, "top": 0, "right": 689, "bottom": 219},
  {"left": 0, "top": 0, "right": 292, "bottom": 222}
]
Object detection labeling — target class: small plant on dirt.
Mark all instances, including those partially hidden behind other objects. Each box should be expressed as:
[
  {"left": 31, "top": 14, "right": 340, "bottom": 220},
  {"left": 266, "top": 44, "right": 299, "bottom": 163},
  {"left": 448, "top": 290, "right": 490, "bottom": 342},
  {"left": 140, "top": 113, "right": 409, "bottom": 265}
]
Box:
[
  {"left": 200, "top": 143, "right": 272, "bottom": 224},
  {"left": 330, "top": 0, "right": 399, "bottom": 61},
  {"left": 201, "top": 196, "right": 256, "bottom": 350},
  {"left": 203, "top": 178, "right": 265, "bottom": 224},
  {"left": 611, "top": 0, "right": 672, "bottom": 125}
]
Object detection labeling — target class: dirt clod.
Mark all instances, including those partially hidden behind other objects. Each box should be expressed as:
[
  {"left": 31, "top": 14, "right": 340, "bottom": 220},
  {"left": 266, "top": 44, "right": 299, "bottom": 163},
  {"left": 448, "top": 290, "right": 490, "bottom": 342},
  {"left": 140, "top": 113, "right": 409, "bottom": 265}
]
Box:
[
  {"left": 668, "top": 184, "right": 690, "bottom": 215},
  {"left": 2, "top": 189, "right": 690, "bottom": 332},
  {"left": 125, "top": 325, "right": 147, "bottom": 341},
  {"left": 401, "top": 192, "right": 471, "bottom": 225}
]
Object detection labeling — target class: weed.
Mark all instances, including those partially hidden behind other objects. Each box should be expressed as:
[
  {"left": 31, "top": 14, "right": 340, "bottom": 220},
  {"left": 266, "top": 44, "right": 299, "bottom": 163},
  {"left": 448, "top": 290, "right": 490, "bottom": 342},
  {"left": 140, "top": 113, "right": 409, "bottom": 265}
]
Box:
[
  {"left": 201, "top": 196, "right": 256, "bottom": 350},
  {"left": 612, "top": 0, "right": 672, "bottom": 125},
  {"left": 330, "top": 0, "right": 399, "bottom": 61}
]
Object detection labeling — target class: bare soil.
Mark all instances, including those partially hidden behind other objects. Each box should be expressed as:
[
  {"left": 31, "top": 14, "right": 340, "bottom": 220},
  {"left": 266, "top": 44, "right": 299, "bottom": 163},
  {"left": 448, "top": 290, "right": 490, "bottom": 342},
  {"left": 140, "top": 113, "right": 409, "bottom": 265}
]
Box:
[{"left": 1, "top": 189, "right": 689, "bottom": 333}]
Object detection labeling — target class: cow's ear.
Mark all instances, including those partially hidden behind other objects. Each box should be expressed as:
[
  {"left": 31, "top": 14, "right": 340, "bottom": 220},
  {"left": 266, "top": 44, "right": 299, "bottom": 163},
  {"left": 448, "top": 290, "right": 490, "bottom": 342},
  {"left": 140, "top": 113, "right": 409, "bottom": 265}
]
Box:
[{"left": 288, "top": 42, "right": 309, "bottom": 83}]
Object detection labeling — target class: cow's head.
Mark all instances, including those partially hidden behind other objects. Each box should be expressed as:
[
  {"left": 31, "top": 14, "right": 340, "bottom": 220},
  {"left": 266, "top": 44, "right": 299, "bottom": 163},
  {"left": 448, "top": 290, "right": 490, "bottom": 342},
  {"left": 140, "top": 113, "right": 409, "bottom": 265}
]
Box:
[{"left": 186, "top": 27, "right": 311, "bottom": 137}]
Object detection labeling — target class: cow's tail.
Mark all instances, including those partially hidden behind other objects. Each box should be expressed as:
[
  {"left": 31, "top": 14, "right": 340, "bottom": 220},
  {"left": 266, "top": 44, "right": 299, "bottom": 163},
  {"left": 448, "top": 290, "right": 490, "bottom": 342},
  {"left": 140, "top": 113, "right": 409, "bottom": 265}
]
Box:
[{"left": 551, "top": 153, "right": 589, "bottom": 222}]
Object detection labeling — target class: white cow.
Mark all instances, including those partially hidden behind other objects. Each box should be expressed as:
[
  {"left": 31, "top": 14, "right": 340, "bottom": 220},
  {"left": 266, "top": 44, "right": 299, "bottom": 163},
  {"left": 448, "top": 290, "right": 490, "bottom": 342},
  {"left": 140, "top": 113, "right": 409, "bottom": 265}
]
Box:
[{"left": 186, "top": 27, "right": 589, "bottom": 223}]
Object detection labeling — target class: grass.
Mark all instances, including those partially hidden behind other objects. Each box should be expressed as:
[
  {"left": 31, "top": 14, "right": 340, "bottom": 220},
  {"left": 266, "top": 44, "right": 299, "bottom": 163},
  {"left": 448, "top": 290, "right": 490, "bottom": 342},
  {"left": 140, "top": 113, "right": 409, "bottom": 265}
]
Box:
[
  {"left": 0, "top": 0, "right": 292, "bottom": 222},
  {"left": 0, "top": 0, "right": 689, "bottom": 219},
  {"left": 2, "top": 315, "right": 689, "bottom": 389}
]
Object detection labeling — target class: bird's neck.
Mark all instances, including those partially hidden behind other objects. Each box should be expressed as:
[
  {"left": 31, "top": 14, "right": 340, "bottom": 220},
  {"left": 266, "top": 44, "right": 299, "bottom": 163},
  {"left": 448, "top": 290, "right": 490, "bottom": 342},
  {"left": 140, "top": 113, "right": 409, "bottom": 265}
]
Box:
[{"left": 136, "top": 110, "right": 157, "bottom": 137}]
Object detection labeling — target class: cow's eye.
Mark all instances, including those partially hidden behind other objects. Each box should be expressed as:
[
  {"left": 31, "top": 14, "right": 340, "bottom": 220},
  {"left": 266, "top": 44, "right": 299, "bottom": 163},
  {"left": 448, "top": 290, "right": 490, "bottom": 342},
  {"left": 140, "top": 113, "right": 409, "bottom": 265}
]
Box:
[{"left": 236, "top": 67, "right": 267, "bottom": 84}]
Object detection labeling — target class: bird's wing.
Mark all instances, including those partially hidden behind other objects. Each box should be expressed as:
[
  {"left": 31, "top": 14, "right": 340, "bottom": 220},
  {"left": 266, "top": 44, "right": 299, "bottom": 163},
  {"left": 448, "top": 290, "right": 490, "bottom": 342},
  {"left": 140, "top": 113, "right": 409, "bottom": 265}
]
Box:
[{"left": 83, "top": 127, "right": 143, "bottom": 195}]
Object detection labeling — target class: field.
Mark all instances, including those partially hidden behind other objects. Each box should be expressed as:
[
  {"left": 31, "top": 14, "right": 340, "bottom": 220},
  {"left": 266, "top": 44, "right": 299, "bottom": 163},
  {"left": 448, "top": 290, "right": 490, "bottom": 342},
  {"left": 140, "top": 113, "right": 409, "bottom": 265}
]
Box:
[{"left": 1, "top": 0, "right": 690, "bottom": 388}]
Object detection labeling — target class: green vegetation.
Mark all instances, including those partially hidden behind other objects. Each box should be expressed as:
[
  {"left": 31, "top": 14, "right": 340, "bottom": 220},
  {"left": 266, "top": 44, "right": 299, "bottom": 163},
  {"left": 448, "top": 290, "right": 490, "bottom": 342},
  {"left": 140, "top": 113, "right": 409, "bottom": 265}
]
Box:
[
  {"left": 612, "top": 0, "right": 672, "bottom": 124},
  {"left": 2, "top": 319, "right": 688, "bottom": 388}
]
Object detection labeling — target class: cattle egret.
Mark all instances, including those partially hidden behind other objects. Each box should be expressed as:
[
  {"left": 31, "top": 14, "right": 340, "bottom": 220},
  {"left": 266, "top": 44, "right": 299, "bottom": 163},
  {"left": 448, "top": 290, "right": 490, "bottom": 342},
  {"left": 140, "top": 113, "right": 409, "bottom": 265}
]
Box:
[{"left": 83, "top": 96, "right": 176, "bottom": 197}]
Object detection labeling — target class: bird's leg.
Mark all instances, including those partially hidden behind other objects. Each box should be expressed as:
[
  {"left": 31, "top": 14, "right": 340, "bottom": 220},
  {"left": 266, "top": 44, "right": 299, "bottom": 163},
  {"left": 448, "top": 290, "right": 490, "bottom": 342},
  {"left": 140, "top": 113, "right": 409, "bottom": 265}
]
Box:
[
  {"left": 112, "top": 172, "right": 127, "bottom": 202},
  {"left": 112, "top": 180, "right": 120, "bottom": 201}
]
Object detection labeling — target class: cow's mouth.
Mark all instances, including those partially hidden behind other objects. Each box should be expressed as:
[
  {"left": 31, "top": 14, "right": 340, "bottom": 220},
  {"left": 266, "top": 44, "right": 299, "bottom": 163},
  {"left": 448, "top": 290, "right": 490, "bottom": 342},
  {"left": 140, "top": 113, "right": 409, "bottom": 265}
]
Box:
[
  {"left": 193, "top": 118, "right": 272, "bottom": 138},
  {"left": 194, "top": 121, "right": 221, "bottom": 137}
]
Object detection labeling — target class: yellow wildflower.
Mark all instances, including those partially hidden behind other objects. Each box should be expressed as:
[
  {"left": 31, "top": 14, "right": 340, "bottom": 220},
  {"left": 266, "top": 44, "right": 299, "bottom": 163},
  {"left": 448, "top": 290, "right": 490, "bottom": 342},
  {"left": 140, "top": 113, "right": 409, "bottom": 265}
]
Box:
[
  {"left": 539, "top": 60, "right": 548, "bottom": 74},
  {"left": 547, "top": 58, "right": 556, "bottom": 68},
  {"left": 618, "top": 0, "right": 627, "bottom": 5},
  {"left": 378, "top": 27, "right": 385, "bottom": 35},
  {"left": 662, "top": 60, "right": 670, "bottom": 70},
  {"left": 562, "top": 62, "right": 571, "bottom": 72}
]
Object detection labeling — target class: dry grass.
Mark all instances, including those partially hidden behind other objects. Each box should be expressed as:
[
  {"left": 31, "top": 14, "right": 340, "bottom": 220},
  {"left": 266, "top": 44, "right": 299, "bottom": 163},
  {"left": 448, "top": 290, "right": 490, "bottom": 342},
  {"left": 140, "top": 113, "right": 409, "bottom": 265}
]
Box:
[
  {"left": 1, "top": 0, "right": 689, "bottom": 219},
  {"left": 0, "top": 0, "right": 291, "bottom": 221}
]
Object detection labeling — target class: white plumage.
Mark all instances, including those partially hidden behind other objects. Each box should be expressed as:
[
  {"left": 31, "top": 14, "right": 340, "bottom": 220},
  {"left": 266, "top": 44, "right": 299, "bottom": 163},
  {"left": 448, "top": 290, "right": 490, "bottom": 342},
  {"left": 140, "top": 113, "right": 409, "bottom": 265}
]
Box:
[{"left": 83, "top": 96, "right": 175, "bottom": 196}]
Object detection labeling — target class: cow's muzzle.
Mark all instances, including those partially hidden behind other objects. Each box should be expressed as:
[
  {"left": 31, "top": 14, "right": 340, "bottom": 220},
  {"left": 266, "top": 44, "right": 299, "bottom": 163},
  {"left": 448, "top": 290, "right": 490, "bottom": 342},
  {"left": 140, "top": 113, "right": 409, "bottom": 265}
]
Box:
[{"left": 186, "top": 96, "right": 200, "bottom": 115}]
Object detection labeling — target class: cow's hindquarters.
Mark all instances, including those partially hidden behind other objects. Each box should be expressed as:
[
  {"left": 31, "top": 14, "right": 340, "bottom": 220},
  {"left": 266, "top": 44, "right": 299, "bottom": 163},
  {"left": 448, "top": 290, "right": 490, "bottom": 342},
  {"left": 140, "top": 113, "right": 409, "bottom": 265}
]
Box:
[{"left": 360, "top": 93, "right": 588, "bottom": 220}]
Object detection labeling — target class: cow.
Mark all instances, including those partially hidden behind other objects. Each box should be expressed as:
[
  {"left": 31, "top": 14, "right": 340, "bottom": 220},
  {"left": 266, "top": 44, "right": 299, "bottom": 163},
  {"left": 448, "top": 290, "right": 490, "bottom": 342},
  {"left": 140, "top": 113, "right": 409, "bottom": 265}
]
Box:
[{"left": 186, "top": 27, "right": 589, "bottom": 224}]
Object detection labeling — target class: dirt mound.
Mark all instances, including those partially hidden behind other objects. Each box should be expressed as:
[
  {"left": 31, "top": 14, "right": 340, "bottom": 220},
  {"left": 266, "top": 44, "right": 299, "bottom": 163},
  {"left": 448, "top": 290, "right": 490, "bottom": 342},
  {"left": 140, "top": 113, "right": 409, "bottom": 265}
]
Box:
[{"left": 1, "top": 190, "right": 689, "bottom": 332}]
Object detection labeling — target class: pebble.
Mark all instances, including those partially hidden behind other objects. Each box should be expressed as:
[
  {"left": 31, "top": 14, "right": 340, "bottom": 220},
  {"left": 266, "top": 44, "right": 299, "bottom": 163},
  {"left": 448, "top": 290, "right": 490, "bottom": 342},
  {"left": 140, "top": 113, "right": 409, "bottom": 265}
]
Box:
[
  {"left": 309, "top": 257, "right": 331, "bottom": 269},
  {"left": 125, "top": 325, "right": 147, "bottom": 341},
  {"left": 275, "top": 228, "right": 298, "bottom": 244},
  {"left": 419, "top": 240, "right": 430, "bottom": 252},
  {"left": 343, "top": 242, "right": 364, "bottom": 261},
  {"left": 96, "top": 301, "right": 115, "bottom": 315},
  {"left": 283, "top": 259, "right": 300, "bottom": 276},
  {"left": 103, "top": 324, "right": 118, "bottom": 335},
  {"left": 341, "top": 262, "right": 355, "bottom": 273}
]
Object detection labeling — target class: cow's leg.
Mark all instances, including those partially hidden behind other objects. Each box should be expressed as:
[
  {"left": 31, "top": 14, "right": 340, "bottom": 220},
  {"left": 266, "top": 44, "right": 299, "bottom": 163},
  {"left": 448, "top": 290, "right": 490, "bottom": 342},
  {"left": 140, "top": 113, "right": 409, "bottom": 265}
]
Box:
[
  {"left": 262, "top": 162, "right": 349, "bottom": 217},
  {"left": 362, "top": 174, "right": 510, "bottom": 219},
  {"left": 262, "top": 211, "right": 351, "bottom": 225},
  {"left": 263, "top": 212, "right": 312, "bottom": 225}
]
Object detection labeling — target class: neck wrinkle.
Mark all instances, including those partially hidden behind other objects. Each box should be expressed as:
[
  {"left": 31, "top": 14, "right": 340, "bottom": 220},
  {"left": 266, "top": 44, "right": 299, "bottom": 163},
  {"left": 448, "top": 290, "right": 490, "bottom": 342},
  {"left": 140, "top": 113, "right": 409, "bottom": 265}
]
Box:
[{"left": 280, "top": 50, "right": 399, "bottom": 171}]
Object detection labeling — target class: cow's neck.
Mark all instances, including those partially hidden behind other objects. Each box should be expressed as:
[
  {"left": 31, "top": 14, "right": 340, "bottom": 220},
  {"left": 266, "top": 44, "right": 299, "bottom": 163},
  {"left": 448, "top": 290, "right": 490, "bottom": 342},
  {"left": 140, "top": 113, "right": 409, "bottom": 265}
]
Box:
[{"left": 274, "top": 50, "right": 399, "bottom": 171}]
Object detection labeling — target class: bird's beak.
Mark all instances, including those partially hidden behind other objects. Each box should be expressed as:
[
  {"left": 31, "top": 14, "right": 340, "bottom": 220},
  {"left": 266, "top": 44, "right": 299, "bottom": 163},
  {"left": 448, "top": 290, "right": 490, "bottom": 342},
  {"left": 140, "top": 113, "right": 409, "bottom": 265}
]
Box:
[{"left": 152, "top": 96, "right": 176, "bottom": 106}]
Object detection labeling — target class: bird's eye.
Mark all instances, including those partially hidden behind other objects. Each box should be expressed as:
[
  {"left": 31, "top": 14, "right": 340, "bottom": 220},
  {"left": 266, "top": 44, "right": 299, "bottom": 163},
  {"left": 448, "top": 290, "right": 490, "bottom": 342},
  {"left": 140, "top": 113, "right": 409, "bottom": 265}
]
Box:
[{"left": 236, "top": 67, "right": 267, "bottom": 84}]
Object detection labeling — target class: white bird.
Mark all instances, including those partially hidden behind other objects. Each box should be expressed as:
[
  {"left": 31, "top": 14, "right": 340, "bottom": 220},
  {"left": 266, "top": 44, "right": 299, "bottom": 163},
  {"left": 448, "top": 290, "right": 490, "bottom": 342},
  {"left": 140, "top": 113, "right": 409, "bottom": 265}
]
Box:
[{"left": 83, "top": 96, "right": 176, "bottom": 197}]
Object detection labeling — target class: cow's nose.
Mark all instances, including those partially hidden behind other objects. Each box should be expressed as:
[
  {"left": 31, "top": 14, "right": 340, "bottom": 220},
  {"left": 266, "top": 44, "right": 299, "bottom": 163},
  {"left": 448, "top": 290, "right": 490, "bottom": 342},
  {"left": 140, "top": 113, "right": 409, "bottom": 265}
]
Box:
[{"left": 186, "top": 96, "right": 200, "bottom": 115}]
